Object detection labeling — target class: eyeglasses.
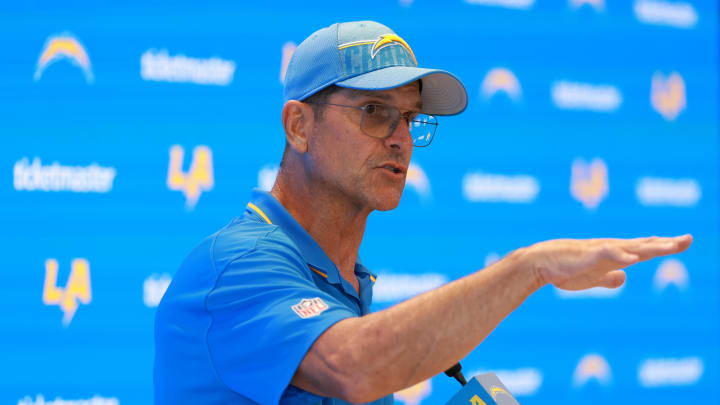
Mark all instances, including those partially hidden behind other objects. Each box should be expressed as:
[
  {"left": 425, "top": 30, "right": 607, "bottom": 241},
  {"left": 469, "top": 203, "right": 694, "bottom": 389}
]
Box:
[{"left": 305, "top": 102, "right": 438, "bottom": 147}]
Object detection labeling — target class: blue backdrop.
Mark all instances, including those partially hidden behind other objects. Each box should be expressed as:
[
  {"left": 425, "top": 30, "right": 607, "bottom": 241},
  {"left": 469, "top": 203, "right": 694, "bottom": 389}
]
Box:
[{"left": 2, "top": 1, "right": 718, "bottom": 404}]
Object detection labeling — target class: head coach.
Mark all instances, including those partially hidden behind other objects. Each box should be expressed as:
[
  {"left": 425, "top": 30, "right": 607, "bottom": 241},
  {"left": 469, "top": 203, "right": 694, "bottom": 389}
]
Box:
[{"left": 154, "top": 21, "right": 692, "bottom": 405}]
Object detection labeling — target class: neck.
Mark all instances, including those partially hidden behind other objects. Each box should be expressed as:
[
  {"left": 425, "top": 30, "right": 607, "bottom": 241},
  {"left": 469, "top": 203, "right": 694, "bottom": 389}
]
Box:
[{"left": 270, "top": 166, "right": 370, "bottom": 281}]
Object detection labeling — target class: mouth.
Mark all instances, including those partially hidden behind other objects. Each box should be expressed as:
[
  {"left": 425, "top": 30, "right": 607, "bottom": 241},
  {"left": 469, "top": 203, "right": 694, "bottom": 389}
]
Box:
[{"left": 378, "top": 162, "right": 406, "bottom": 175}]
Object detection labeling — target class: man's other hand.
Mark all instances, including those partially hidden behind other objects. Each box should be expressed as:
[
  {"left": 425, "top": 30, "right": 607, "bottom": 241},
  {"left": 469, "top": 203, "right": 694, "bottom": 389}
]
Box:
[{"left": 526, "top": 235, "right": 693, "bottom": 291}]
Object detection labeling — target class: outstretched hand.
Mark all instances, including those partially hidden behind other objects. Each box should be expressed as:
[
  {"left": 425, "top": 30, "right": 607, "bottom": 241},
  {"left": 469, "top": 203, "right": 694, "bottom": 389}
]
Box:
[{"left": 528, "top": 235, "right": 693, "bottom": 291}]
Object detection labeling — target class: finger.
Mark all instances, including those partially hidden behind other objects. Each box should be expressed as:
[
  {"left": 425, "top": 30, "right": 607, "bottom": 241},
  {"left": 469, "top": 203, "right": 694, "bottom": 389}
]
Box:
[
  {"left": 597, "top": 270, "right": 626, "bottom": 289},
  {"left": 605, "top": 246, "right": 639, "bottom": 265},
  {"left": 625, "top": 235, "right": 690, "bottom": 259},
  {"left": 675, "top": 234, "right": 693, "bottom": 252},
  {"left": 635, "top": 234, "right": 692, "bottom": 248}
]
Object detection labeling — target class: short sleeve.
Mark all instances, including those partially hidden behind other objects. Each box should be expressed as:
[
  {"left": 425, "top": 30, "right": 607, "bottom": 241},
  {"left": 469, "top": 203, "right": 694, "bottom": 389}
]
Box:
[{"left": 205, "top": 231, "right": 356, "bottom": 405}]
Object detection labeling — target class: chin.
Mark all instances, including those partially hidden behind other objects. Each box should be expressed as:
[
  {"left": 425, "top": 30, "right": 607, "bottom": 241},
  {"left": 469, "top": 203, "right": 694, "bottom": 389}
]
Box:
[
  {"left": 374, "top": 200, "right": 401, "bottom": 211},
  {"left": 370, "top": 189, "right": 404, "bottom": 211}
]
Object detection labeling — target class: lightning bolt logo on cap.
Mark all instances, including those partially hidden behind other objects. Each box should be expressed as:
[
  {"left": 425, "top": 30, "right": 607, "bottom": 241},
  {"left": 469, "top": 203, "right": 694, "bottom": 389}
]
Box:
[{"left": 371, "top": 34, "right": 417, "bottom": 65}]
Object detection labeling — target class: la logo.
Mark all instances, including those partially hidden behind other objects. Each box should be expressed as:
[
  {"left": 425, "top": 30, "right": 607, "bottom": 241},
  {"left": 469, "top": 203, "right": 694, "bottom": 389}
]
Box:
[
  {"left": 167, "top": 145, "right": 214, "bottom": 210},
  {"left": 570, "top": 158, "right": 609, "bottom": 210},
  {"left": 43, "top": 258, "right": 92, "bottom": 326},
  {"left": 651, "top": 72, "right": 686, "bottom": 121}
]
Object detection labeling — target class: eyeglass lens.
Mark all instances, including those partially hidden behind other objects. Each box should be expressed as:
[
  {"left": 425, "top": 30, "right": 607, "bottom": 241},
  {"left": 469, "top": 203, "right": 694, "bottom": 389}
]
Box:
[{"left": 361, "top": 104, "right": 438, "bottom": 147}]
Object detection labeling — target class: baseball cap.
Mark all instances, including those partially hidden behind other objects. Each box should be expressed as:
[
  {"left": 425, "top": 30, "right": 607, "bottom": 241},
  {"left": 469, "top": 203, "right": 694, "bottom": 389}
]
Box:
[{"left": 283, "top": 21, "right": 468, "bottom": 116}]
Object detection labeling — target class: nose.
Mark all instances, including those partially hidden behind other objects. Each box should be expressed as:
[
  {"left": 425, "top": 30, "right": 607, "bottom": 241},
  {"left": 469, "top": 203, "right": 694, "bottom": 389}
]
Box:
[{"left": 384, "top": 118, "right": 413, "bottom": 151}]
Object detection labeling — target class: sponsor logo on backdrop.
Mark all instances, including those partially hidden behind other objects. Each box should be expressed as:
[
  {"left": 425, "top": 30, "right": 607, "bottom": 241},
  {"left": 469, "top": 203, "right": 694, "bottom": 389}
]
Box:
[
  {"left": 34, "top": 33, "right": 94, "bottom": 83},
  {"left": 406, "top": 162, "right": 431, "bottom": 200},
  {"left": 463, "top": 172, "right": 540, "bottom": 203},
  {"left": 18, "top": 395, "right": 118, "bottom": 405},
  {"left": 144, "top": 273, "right": 172, "bottom": 308},
  {"left": 395, "top": 379, "right": 432, "bottom": 405},
  {"left": 653, "top": 258, "right": 689, "bottom": 292},
  {"left": 481, "top": 68, "right": 522, "bottom": 102},
  {"left": 570, "top": 0, "right": 605, "bottom": 11},
  {"left": 555, "top": 284, "right": 624, "bottom": 299},
  {"left": 634, "top": 0, "right": 698, "bottom": 28},
  {"left": 14, "top": 157, "right": 116, "bottom": 193},
  {"left": 651, "top": 72, "right": 686, "bottom": 121},
  {"left": 636, "top": 176, "right": 699, "bottom": 207},
  {"left": 638, "top": 357, "right": 703, "bottom": 387},
  {"left": 43, "top": 258, "right": 91, "bottom": 326},
  {"left": 291, "top": 298, "right": 329, "bottom": 319},
  {"left": 373, "top": 273, "right": 448, "bottom": 303},
  {"left": 570, "top": 158, "right": 608, "bottom": 210},
  {"left": 470, "top": 368, "right": 543, "bottom": 396},
  {"left": 573, "top": 354, "right": 611, "bottom": 387},
  {"left": 280, "top": 42, "right": 296, "bottom": 83},
  {"left": 258, "top": 164, "right": 280, "bottom": 191},
  {"left": 167, "top": 145, "right": 214, "bottom": 210},
  {"left": 552, "top": 81, "right": 622, "bottom": 112},
  {"left": 141, "top": 49, "right": 236, "bottom": 86},
  {"left": 463, "top": 0, "right": 535, "bottom": 10}
]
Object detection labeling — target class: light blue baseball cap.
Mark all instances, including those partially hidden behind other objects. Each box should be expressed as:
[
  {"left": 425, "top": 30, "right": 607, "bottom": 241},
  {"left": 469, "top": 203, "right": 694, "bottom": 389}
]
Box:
[{"left": 283, "top": 21, "right": 468, "bottom": 116}]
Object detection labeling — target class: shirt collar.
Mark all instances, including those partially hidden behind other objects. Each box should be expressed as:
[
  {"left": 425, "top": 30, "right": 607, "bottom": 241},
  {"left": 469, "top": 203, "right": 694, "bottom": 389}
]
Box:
[
  {"left": 245, "top": 189, "right": 377, "bottom": 289},
  {"left": 354, "top": 260, "right": 377, "bottom": 283}
]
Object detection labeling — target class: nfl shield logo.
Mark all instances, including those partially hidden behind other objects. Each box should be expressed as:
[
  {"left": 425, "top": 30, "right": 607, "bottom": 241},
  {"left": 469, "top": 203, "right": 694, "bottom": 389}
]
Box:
[{"left": 291, "top": 297, "right": 329, "bottom": 319}]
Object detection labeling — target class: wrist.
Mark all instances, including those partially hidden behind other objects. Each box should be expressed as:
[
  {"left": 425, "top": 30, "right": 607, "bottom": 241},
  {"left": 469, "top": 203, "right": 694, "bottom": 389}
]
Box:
[{"left": 510, "top": 245, "right": 548, "bottom": 290}]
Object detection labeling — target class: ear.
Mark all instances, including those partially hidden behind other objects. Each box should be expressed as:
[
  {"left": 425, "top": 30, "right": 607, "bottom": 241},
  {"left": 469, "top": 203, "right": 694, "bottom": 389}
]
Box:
[{"left": 281, "top": 100, "right": 314, "bottom": 154}]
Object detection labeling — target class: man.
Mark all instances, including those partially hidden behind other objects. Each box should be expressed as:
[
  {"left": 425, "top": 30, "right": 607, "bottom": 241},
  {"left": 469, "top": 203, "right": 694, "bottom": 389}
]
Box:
[{"left": 154, "top": 21, "right": 692, "bottom": 405}]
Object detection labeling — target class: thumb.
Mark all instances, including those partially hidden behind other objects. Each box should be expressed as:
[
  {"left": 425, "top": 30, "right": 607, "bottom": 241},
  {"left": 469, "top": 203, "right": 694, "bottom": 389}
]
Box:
[{"left": 597, "top": 270, "right": 626, "bottom": 289}]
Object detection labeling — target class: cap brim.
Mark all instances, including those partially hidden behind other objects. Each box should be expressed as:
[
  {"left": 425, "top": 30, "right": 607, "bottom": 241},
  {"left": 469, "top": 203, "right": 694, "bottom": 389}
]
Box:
[{"left": 335, "top": 66, "right": 468, "bottom": 116}]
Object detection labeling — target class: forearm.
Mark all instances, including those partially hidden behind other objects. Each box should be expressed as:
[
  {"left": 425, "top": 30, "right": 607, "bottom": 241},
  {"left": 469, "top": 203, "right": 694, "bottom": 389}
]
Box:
[{"left": 294, "top": 247, "right": 545, "bottom": 402}]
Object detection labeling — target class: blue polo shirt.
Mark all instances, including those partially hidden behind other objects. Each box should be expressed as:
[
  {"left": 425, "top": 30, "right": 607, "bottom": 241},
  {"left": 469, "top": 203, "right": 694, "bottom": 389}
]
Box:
[{"left": 154, "top": 190, "right": 393, "bottom": 405}]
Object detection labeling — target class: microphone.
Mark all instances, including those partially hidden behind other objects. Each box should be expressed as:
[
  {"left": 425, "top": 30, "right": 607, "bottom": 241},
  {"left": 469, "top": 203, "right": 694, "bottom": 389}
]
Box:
[
  {"left": 444, "top": 362, "right": 467, "bottom": 386},
  {"left": 443, "top": 367, "right": 521, "bottom": 405}
]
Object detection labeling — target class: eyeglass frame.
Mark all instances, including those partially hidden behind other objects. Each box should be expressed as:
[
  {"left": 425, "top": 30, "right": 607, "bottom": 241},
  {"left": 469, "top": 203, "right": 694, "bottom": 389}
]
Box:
[{"left": 303, "top": 101, "right": 439, "bottom": 147}]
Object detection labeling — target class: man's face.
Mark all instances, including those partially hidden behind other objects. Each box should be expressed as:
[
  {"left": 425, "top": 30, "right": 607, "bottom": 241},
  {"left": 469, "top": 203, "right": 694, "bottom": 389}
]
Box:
[{"left": 306, "top": 82, "right": 421, "bottom": 212}]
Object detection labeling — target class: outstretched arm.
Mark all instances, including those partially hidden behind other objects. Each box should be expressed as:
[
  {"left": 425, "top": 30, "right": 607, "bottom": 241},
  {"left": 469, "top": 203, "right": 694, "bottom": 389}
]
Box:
[{"left": 291, "top": 234, "right": 692, "bottom": 403}]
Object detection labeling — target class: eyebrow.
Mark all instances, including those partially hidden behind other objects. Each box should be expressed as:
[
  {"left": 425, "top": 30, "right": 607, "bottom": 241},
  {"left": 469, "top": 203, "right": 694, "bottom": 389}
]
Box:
[{"left": 345, "top": 89, "right": 423, "bottom": 110}]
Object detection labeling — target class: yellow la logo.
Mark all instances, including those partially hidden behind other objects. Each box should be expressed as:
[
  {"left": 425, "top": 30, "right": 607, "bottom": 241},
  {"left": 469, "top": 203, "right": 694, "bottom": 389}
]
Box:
[
  {"left": 570, "top": 158, "right": 609, "bottom": 210},
  {"left": 651, "top": 71, "right": 686, "bottom": 121},
  {"left": 42, "top": 258, "right": 92, "bottom": 326},
  {"left": 167, "top": 145, "right": 214, "bottom": 210},
  {"left": 469, "top": 394, "right": 486, "bottom": 405}
]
